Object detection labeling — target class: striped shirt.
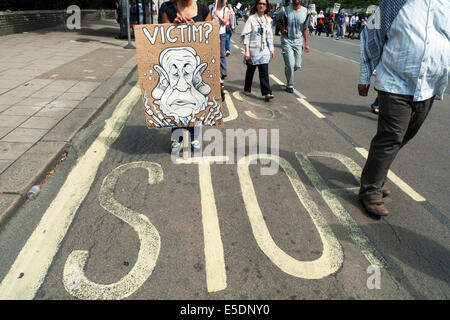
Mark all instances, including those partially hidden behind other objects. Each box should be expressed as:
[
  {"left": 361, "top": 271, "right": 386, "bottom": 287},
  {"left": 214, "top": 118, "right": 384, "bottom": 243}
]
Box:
[{"left": 360, "top": 0, "right": 449, "bottom": 101}]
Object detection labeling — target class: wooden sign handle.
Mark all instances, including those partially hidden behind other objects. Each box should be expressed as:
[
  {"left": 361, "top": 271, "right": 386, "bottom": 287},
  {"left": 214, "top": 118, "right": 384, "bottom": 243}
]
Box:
[{"left": 183, "top": 129, "right": 190, "bottom": 160}]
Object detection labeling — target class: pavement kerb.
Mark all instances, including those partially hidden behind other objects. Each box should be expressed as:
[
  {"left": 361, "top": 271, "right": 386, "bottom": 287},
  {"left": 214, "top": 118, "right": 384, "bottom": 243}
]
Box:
[{"left": 0, "top": 55, "right": 138, "bottom": 230}]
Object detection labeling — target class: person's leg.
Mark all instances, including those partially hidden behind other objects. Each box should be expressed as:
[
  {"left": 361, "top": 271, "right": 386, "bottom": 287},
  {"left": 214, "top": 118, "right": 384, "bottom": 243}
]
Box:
[
  {"left": 244, "top": 63, "right": 256, "bottom": 93},
  {"left": 293, "top": 44, "right": 302, "bottom": 72},
  {"left": 220, "top": 33, "right": 227, "bottom": 77},
  {"left": 225, "top": 32, "right": 231, "bottom": 52},
  {"left": 359, "top": 91, "right": 416, "bottom": 200},
  {"left": 258, "top": 63, "right": 271, "bottom": 96},
  {"left": 281, "top": 43, "right": 295, "bottom": 90},
  {"left": 400, "top": 96, "right": 434, "bottom": 148}
]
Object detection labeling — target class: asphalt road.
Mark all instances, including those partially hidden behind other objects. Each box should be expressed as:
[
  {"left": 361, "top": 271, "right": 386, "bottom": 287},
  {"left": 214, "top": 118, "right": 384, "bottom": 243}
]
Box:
[{"left": 0, "top": 23, "right": 449, "bottom": 301}]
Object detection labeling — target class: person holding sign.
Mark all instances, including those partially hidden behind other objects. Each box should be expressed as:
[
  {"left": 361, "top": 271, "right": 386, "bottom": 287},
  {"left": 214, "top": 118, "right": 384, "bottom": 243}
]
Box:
[
  {"left": 241, "top": 0, "right": 275, "bottom": 102},
  {"left": 275, "top": 0, "right": 310, "bottom": 94},
  {"left": 161, "top": 0, "right": 212, "bottom": 152}
]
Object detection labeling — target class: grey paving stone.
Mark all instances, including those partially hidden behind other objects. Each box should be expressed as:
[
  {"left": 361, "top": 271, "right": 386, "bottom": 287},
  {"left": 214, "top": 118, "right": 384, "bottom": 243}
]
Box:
[
  {"left": 0, "top": 79, "right": 25, "bottom": 89},
  {"left": 1, "top": 105, "right": 43, "bottom": 116},
  {"left": 42, "top": 108, "right": 98, "bottom": 142},
  {"left": 0, "top": 193, "right": 23, "bottom": 226},
  {"left": 0, "top": 105, "right": 11, "bottom": 113},
  {"left": 29, "top": 91, "right": 62, "bottom": 100},
  {"left": 0, "top": 160, "right": 13, "bottom": 174},
  {"left": 43, "top": 80, "right": 78, "bottom": 92},
  {"left": 20, "top": 116, "right": 60, "bottom": 130},
  {"left": 1, "top": 127, "right": 47, "bottom": 143},
  {"left": 0, "top": 94, "right": 25, "bottom": 105},
  {"left": 67, "top": 81, "right": 100, "bottom": 93},
  {"left": 46, "top": 99, "right": 80, "bottom": 109},
  {"left": 0, "top": 142, "right": 33, "bottom": 160},
  {"left": 0, "top": 141, "right": 67, "bottom": 195},
  {"left": 76, "top": 96, "right": 107, "bottom": 109},
  {"left": 34, "top": 106, "right": 73, "bottom": 120},
  {"left": 1, "top": 87, "right": 34, "bottom": 98},
  {"left": 58, "top": 92, "right": 89, "bottom": 101},
  {"left": 0, "top": 127, "right": 14, "bottom": 138},
  {"left": 18, "top": 97, "right": 55, "bottom": 107},
  {"left": 0, "top": 115, "right": 29, "bottom": 127}
]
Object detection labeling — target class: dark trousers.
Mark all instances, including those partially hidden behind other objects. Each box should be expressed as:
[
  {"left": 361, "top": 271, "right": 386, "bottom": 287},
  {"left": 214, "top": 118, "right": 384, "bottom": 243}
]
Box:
[
  {"left": 244, "top": 63, "right": 271, "bottom": 96},
  {"left": 359, "top": 91, "right": 434, "bottom": 200},
  {"left": 220, "top": 33, "right": 227, "bottom": 76}
]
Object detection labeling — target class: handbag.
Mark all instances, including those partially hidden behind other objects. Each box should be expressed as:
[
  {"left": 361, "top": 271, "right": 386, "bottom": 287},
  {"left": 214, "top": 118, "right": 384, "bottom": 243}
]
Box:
[{"left": 226, "top": 25, "right": 232, "bottom": 34}]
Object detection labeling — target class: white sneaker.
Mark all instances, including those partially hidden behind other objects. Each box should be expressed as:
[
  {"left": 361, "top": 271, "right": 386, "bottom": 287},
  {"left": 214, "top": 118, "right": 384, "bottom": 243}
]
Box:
[
  {"left": 191, "top": 140, "right": 202, "bottom": 151},
  {"left": 226, "top": 50, "right": 231, "bottom": 57}
]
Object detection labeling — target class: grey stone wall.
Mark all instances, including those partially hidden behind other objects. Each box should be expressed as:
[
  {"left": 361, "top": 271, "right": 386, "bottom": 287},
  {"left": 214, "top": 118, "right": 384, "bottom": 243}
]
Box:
[{"left": 0, "top": 9, "right": 116, "bottom": 36}]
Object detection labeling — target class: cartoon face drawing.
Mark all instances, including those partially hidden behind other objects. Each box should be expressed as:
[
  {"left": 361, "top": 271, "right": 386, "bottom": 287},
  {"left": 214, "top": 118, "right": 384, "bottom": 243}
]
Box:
[{"left": 152, "top": 47, "right": 211, "bottom": 122}]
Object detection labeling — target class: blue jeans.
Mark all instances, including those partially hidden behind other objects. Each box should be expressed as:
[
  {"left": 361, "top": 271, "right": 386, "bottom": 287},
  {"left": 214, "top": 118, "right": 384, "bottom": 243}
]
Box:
[
  {"left": 220, "top": 33, "right": 227, "bottom": 76},
  {"left": 225, "top": 29, "right": 234, "bottom": 52},
  {"left": 281, "top": 42, "right": 302, "bottom": 89},
  {"left": 337, "top": 25, "right": 343, "bottom": 38}
]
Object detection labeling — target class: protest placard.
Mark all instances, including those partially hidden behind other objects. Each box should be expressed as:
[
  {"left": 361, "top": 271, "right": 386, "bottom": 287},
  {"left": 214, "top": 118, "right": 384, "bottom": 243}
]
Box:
[{"left": 134, "top": 21, "right": 223, "bottom": 129}]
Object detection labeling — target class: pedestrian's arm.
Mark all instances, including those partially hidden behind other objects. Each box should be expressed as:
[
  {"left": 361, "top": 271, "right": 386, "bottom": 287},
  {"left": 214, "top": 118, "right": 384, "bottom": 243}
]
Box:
[
  {"left": 243, "top": 34, "right": 251, "bottom": 60},
  {"left": 358, "top": 30, "right": 374, "bottom": 96},
  {"left": 302, "top": 28, "right": 310, "bottom": 53},
  {"left": 267, "top": 22, "right": 275, "bottom": 59}
]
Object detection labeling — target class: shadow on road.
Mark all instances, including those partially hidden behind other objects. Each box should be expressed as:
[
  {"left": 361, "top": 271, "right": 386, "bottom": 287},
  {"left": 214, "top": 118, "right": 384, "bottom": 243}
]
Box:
[
  {"left": 311, "top": 101, "right": 378, "bottom": 122},
  {"left": 331, "top": 222, "right": 450, "bottom": 298}
]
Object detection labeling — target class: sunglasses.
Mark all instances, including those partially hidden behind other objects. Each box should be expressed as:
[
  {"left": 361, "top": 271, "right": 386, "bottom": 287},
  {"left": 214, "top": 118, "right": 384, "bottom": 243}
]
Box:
[{"left": 257, "top": 2, "right": 267, "bottom": 6}]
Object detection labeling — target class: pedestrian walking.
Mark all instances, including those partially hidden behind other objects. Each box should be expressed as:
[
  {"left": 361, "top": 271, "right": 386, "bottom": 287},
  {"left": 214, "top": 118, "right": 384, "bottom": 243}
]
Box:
[
  {"left": 336, "top": 11, "right": 345, "bottom": 39},
  {"left": 357, "top": 0, "right": 450, "bottom": 216},
  {"left": 275, "top": 0, "right": 310, "bottom": 93},
  {"left": 161, "top": 0, "right": 212, "bottom": 153},
  {"left": 348, "top": 12, "right": 359, "bottom": 39},
  {"left": 213, "top": 0, "right": 231, "bottom": 80},
  {"left": 315, "top": 10, "right": 324, "bottom": 36},
  {"left": 309, "top": 10, "right": 317, "bottom": 36},
  {"left": 225, "top": 3, "right": 237, "bottom": 56},
  {"left": 241, "top": 0, "right": 275, "bottom": 102},
  {"left": 343, "top": 12, "right": 349, "bottom": 37}
]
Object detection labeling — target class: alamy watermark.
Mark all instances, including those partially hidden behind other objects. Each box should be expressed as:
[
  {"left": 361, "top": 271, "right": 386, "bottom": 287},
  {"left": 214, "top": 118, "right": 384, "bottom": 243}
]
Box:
[
  {"left": 67, "top": 5, "right": 81, "bottom": 30},
  {"left": 366, "top": 265, "right": 381, "bottom": 289},
  {"left": 171, "top": 128, "right": 280, "bottom": 176}
]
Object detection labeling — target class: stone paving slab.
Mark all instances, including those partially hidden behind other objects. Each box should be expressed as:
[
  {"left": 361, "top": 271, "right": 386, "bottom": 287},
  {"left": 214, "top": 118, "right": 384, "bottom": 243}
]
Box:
[
  {"left": 41, "top": 108, "right": 99, "bottom": 142},
  {"left": 0, "top": 19, "right": 138, "bottom": 227},
  {"left": 0, "top": 194, "right": 22, "bottom": 227},
  {"left": 0, "top": 127, "right": 14, "bottom": 139},
  {"left": 0, "top": 142, "right": 33, "bottom": 160},
  {"left": 0, "top": 141, "right": 68, "bottom": 195},
  {"left": 1, "top": 127, "right": 48, "bottom": 143}
]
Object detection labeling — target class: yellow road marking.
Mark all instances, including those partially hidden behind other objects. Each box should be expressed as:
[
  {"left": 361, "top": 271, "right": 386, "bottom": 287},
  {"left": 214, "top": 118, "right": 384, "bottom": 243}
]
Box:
[
  {"left": 296, "top": 152, "right": 388, "bottom": 268},
  {"left": 63, "top": 162, "right": 162, "bottom": 300},
  {"left": 223, "top": 90, "right": 238, "bottom": 122},
  {"left": 269, "top": 74, "right": 284, "bottom": 86},
  {"left": 237, "top": 154, "right": 343, "bottom": 279},
  {"left": 0, "top": 84, "right": 142, "bottom": 300},
  {"left": 297, "top": 98, "right": 326, "bottom": 119}
]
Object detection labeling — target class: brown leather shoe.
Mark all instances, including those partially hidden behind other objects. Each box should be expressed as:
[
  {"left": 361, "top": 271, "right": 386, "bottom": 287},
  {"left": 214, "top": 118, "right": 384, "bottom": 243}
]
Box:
[
  {"left": 382, "top": 187, "right": 391, "bottom": 198},
  {"left": 360, "top": 198, "right": 390, "bottom": 216}
]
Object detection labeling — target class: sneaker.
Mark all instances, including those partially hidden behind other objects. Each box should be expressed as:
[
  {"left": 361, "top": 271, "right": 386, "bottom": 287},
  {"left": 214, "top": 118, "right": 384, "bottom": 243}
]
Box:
[
  {"left": 242, "top": 90, "right": 251, "bottom": 96},
  {"left": 264, "top": 94, "right": 274, "bottom": 101},
  {"left": 226, "top": 50, "right": 231, "bottom": 57},
  {"left": 191, "top": 140, "right": 202, "bottom": 151},
  {"left": 286, "top": 87, "right": 294, "bottom": 93},
  {"left": 171, "top": 141, "right": 181, "bottom": 153}
]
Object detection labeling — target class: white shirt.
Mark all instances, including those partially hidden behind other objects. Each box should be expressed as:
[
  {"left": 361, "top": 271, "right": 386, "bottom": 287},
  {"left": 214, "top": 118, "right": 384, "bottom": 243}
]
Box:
[{"left": 374, "top": 0, "right": 449, "bottom": 101}]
